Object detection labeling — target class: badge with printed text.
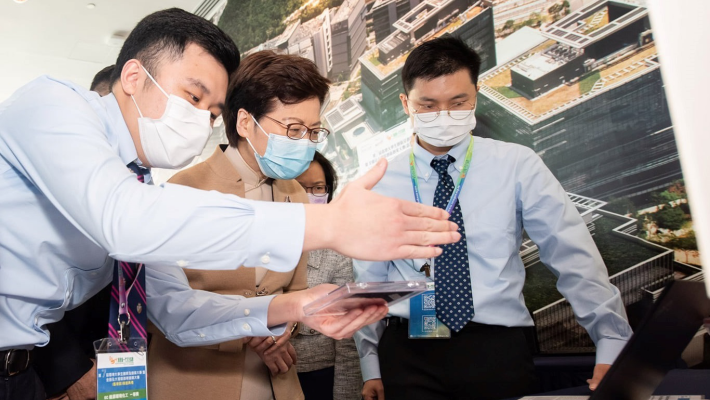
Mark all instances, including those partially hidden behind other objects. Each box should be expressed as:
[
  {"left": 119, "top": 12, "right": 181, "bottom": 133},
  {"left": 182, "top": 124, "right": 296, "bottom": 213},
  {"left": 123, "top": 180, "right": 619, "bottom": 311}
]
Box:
[
  {"left": 408, "top": 282, "right": 451, "bottom": 339},
  {"left": 95, "top": 338, "right": 148, "bottom": 400}
]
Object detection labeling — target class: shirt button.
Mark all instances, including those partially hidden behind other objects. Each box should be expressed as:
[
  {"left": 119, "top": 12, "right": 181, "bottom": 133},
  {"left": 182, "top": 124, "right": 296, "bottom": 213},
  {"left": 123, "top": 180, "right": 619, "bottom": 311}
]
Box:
[
  {"left": 260, "top": 254, "right": 271, "bottom": 264},
  {"left": 177, "top": 260, "right": 189, "bottom": 267},
  {"left": 199, "top": 333, "right": 205, "bottom": 338},
  {"left": 244, "top": 309, "right": 251, "bottom": 316},
  {"left": 242, "top": 323, "right": 251, "bottom": 332}
]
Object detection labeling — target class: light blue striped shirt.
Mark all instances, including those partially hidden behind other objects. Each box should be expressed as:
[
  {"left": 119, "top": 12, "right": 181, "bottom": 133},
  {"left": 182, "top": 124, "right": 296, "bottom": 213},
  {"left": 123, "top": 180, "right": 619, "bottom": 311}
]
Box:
[
  {"left": 354, "top": 135, "right": 632, "bottom": 381},
  {"left": 0, "top": 76, "right": 303, "bottom": 350}
]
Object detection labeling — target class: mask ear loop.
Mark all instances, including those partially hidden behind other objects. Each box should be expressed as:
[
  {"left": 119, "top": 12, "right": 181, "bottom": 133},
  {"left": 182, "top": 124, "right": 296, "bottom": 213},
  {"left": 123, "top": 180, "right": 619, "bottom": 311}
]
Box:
[
  {"left": 130, "top": 95, "right": 144, "bottom": 118},
  {"left": 245, "top": 114, "right": 270, "bottom": 157},
  {"left": 140, "top": 65, "right": 169, "bottom": 98},
  {"left": 129, "top": 64, "right": 169, "bottom": 119}
]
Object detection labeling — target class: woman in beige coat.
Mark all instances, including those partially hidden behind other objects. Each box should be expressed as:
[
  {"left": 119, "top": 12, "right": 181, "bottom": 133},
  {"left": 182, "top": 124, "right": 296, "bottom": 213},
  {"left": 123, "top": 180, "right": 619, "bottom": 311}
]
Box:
[{"left": 148, "top": 50, "right": 332, "bottom": 400}]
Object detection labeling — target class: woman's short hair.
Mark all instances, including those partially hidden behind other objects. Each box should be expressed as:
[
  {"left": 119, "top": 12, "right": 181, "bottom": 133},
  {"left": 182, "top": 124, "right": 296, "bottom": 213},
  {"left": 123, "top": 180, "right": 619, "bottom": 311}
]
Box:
[{"left": 224, "top": 51, "right": 331, "bottom": 147}]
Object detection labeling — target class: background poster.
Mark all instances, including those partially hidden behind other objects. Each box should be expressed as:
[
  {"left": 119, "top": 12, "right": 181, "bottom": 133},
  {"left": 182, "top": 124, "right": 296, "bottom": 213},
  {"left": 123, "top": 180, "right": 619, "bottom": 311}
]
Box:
[{"left": 183, "top": 0, "right": 702, "bottom": 355}]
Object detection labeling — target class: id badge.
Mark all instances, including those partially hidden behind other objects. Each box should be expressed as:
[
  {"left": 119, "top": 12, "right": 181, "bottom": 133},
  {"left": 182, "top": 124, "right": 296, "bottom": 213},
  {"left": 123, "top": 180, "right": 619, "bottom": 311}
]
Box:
[
  {"left": 408, "top": 282, "right": 451, "bottom": 339},
  {"left": 94, "top": 338, "right": 148, "bottom": 400}
]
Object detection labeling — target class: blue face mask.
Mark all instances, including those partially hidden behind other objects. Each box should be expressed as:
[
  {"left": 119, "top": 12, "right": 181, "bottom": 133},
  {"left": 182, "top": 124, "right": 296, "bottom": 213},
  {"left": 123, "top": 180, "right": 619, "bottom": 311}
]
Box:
[{"left": 246, "top": 115, "right": 317, "bottom": 180}]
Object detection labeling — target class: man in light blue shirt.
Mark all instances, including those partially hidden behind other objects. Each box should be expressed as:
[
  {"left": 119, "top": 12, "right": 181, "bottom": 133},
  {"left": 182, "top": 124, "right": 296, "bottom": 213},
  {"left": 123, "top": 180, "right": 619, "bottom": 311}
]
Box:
[
  {"left": 0, "top": 9, "right": 460, "bottom": 397},
  {"left": 355, "top": 36, "right": 632, "bottom": 400}
]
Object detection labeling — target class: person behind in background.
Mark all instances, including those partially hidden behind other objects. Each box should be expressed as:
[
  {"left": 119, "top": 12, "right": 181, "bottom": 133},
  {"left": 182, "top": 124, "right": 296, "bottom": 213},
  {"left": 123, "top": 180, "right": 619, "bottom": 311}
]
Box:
[
  {"left": 89, "top": 65, "right": 115, "bottom": 96},
  {"left": 292, "top": 152, "right": 363, "bottom": 400},
  {"left": 147, "top": 51, "right": 336, "bottom": 400},
  {"left": 355, "top": 35, "right": 632, "bottom": 400}
]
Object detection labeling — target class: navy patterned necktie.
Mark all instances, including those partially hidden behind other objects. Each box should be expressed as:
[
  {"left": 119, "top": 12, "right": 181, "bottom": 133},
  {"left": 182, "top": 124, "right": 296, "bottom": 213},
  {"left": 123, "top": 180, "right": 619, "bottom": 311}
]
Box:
[
  {"left": 431, "top": 156, "right": 474, "bottom": 332},
  {"left": 108, "top": 162, "right": 149, "bottom": 343}
]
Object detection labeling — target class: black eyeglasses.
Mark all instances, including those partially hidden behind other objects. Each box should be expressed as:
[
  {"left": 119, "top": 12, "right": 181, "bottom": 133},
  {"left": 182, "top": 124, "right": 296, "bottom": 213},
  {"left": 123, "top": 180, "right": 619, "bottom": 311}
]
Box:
[
  {"left": 261, "top": 115, "right": 330, "bottom": 143},
  {"left": 302, "top": 185, "right": 329, "bottom": 197}
]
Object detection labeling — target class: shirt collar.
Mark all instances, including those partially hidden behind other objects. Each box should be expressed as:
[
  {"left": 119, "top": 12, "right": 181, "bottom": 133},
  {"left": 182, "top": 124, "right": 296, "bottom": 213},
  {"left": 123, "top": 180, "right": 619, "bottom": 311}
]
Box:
[
  {"left": 100, "top": 93, "right": 139, "bottom": 167},
  {"left": 412, "top": 135, "right": 472, "bottom": 182},
  {"left": 223, "top": 145, "right": 269, "bottom": 188}
]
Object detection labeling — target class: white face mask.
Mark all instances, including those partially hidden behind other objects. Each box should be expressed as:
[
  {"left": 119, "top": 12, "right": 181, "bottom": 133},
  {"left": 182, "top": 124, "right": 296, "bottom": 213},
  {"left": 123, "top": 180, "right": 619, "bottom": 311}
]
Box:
[
  {"left": 131, "top": 66, "right": 212, "bottom": 169},
  {"left": 410, "top": 110, "right": 476, "bottom": 148}
]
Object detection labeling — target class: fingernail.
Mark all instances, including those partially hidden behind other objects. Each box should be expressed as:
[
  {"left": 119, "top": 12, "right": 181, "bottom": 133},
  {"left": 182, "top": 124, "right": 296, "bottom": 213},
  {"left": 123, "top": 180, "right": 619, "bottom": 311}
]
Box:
[{"left": 376, "top": 158, "right": 386, "bottom": 168}]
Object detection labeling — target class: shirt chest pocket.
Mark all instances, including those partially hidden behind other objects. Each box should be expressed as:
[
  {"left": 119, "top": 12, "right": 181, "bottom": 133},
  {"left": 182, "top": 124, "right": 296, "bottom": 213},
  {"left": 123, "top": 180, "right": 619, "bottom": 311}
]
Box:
[{"left": 465, "top": 210, "right": 517, "bottom": 259}]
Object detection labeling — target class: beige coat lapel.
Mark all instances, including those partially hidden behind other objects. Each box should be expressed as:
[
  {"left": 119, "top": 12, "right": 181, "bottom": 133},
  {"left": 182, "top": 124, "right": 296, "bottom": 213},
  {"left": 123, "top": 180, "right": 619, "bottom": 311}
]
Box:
[{"left": 258, "top": 178, "right": 309, "bottom": 295}]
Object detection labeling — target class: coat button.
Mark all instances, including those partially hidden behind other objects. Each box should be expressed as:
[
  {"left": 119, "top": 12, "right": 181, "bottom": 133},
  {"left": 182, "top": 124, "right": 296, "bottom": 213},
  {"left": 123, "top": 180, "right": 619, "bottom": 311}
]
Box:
[{"left": 310, "top": 329, "right": 316, "bottom": 334}]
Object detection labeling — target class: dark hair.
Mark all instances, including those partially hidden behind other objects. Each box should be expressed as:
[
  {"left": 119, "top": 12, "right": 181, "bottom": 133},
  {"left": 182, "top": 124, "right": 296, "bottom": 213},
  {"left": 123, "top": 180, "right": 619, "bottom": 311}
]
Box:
[
  {"left": 224, "top": 50, "right": 331, "bottom": 147},
  {"left": 110, "top": 8, "right": 239, "bottom": 85},
  {"left": 313, "top": 151, "right": 338, "bottom": 203},
  {"left": 90, "top": 65, "right": 115, "bottom": 95},
  {"left": 402, "top": 35, "right": 481, "bottom": 95}
]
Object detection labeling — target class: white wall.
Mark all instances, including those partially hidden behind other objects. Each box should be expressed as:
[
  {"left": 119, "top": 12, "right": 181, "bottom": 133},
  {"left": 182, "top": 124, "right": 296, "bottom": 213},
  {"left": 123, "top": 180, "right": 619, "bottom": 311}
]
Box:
[
  {"left": 647, "top": 0, "right": 710, "bottom": 296},
  {"left": 0, "top": 0, "right": 200, "bottom": 101}
]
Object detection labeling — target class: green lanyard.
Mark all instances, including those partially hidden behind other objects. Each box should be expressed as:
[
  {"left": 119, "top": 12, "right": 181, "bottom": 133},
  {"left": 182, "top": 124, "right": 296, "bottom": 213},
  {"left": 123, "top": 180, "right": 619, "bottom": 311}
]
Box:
[
  {"left": 409, "top": 136, "right": 475, "bottom": 213},
  {"left": 409, "top": 136, "right": 474, "bottom": 277}
]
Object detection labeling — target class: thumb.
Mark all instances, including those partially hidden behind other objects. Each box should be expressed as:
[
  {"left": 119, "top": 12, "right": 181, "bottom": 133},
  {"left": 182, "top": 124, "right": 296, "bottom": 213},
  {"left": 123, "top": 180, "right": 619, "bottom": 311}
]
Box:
[{"left": 352, "top": 158, "right": 387, "bottom": 190}]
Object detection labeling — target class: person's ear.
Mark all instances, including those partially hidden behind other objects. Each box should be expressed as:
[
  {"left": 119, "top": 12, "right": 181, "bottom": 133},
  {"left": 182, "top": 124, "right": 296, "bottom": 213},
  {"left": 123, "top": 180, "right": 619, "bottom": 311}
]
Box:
[
  {"left": 118, "top": 60, "right": 144, "bottom": 97},
  {"left": 236, "top": 109, "right": 254, "bottom": 139},
  {"left": 400, "top": 93, "right": 411, "bottom": 116}
]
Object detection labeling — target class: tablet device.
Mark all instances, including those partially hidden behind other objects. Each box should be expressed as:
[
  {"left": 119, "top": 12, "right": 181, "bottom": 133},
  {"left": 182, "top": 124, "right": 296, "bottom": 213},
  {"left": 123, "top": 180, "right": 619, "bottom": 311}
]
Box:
[{"left": 303, "top": 281, "right": 427, "bottom": 316}]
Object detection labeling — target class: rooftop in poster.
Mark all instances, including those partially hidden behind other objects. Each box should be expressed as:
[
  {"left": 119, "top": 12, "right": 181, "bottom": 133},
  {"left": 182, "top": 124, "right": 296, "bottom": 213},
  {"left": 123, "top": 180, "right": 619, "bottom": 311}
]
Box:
[
  {"left": 479, "top": 41, "right": 660, "bottom": 124},
  {"left": 392, "top": 0, "right": 454, "bottom": 34},
  {"left": 511, "top": 44, "right": 584, "bottom": 81},
  {"left": 332, "top": 0, "right": 360, "bottom": 24},
  {"left": 540, "top": 0, "right": 647, "bottom": 49},
  {"left": 360, "top": 3, "right": 485, "bottom": 78}
]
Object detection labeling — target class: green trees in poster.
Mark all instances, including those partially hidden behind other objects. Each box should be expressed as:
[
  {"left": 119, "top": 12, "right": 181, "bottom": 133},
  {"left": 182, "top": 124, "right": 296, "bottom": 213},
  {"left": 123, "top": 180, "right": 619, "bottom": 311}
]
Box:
[{"left": 219, "top": 0, "right": 344, "bottom": 53}]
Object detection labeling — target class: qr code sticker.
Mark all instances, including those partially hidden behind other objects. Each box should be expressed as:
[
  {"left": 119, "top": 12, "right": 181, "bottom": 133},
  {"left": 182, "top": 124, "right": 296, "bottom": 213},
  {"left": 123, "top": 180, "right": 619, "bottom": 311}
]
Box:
[
  {"left": 423, "top": 316, "right": 437, "bottom": 332},
  {"left": 422, "top": 294, "right": 436, "bottom": 310}
]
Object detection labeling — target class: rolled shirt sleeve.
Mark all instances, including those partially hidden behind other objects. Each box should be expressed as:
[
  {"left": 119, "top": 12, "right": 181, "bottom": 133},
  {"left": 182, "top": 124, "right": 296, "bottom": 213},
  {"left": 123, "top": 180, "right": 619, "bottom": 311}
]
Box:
[{"left": 146, "top": 263, "right": 286, "bottom": 347}]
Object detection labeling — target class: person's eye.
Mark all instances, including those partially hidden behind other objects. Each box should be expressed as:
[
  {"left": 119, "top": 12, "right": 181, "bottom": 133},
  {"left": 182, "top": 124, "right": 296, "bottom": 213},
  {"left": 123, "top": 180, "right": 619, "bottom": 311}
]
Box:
[{"left": 188, "top": 93, "right": 200, "bottom": 103}]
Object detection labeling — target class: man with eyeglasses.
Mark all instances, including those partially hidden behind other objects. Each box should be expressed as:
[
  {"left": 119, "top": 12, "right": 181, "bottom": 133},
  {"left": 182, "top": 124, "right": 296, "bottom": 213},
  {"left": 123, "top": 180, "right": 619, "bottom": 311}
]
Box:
[{"left": 355, "top": 36, "right": 632, "bottom": 400}]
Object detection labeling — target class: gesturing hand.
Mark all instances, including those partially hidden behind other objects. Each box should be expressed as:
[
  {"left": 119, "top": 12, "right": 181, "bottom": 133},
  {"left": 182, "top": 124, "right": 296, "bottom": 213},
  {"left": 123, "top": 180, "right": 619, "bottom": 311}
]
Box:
[{"left": 304, "top": 158, "right": 461, "bottom": 261}]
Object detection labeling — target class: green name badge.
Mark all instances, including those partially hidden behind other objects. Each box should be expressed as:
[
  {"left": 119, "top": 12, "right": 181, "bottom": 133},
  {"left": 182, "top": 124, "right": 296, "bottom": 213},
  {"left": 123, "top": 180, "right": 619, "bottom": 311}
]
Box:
[{"left": 408, "top": 282, "right": 451, "bottom": 339}]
